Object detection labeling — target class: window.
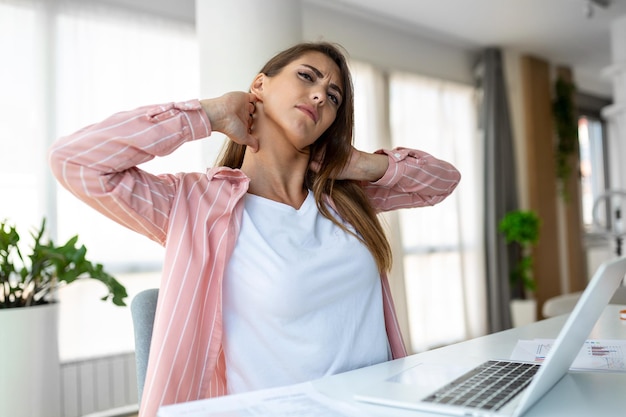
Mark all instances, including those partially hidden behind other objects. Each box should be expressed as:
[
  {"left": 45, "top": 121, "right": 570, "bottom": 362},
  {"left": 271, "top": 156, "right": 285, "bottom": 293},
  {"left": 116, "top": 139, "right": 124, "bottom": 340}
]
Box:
[
  {"left": 2, "top": 0, "right": 200, "bottom": 271},
  {"left": 1, "top": 0, "right": 199, "bottom": 360},
  {"left": 576, "top": 91, "right": 615, "bottom": 275},
  {"left": 578, "top": 115, "right": 608, "bottom": 229},
  {"left": 351, "top": 62, "right": 486, "bottom": 353},
  {"left": 389, "top": 72, "right": 485, "bottom": 352},
  {"left": 576, "top": 92, "right": 613, "bottom": 239},
  {"left": 1, "top": 1, "right": 43, "bottom": 233},
  {"left": 54, "top": 2, "right": 202, "bottom": 271}
]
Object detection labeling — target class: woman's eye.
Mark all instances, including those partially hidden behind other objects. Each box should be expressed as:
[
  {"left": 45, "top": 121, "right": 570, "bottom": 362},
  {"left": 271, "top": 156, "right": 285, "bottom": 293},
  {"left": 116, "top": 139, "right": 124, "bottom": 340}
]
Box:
[
  {"left": 328, "top": 93, "right": 339, "bottom": 105},
  {"left": 298, "top": 72, "right": 313, "bottom": 81}
]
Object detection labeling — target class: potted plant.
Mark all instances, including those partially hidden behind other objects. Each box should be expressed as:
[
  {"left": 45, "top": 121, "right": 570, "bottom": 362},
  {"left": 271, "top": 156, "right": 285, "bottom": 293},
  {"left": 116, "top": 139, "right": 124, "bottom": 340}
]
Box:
[
  {"left": 499, "top": 210, "right": 541, "bottom": 327},
  {"left": 1, "top": 218, "right": 127, "bottom": 308},
  {"left": 0, "top": 218, "right": 127, "bottom": 417}
]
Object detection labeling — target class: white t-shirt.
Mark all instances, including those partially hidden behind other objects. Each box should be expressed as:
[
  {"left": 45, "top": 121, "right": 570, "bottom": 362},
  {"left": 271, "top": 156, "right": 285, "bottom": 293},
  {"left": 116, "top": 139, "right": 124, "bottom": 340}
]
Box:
[{"left": 223, "top": 191, "right": 390, "bottom": 394}]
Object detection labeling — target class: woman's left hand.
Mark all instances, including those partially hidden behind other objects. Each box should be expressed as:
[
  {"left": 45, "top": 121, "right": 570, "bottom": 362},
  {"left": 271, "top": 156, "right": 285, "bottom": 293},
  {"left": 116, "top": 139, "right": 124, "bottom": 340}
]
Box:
[{"left": 310, "top": 147, "right": 389, "bottom": 182}]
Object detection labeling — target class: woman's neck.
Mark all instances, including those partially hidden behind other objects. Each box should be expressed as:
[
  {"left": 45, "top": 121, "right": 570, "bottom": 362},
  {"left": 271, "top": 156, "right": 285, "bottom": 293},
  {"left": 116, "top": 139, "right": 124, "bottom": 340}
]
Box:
[{"left": 240, "top": 145, "right": 310, "bottom": 209}]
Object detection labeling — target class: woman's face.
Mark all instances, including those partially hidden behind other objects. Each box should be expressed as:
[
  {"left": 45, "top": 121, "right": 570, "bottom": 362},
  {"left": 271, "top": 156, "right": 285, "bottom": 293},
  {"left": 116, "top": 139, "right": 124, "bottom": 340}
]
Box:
[{"left": 252, "top": 51, "right": 344, "bottom": 152}]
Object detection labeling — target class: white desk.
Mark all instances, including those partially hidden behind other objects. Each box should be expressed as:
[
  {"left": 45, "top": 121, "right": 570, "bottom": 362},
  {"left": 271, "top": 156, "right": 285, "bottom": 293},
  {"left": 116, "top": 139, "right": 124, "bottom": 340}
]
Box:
[
  {"left": 315, "top": 304, "right": 626, "bottom": 417},
  {"left": 159, "top": 304, "right": 626, "bottom": 417}
]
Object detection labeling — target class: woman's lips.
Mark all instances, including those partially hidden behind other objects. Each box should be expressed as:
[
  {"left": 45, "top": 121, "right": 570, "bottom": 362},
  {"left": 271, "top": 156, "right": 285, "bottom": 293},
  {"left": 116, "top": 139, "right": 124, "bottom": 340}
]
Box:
[{"left": 296, "top": 104, "right": 318, "bottom": 123}]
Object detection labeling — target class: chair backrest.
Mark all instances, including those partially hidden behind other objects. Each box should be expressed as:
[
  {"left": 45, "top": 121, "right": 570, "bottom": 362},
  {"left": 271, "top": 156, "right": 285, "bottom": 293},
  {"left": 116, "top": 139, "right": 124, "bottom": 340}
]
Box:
[
  {"left": 130, "top": 288, "right": 159, "bottom": 405},
  {"left": 542, "top": 284, "right": 626, "bottom": 318}
]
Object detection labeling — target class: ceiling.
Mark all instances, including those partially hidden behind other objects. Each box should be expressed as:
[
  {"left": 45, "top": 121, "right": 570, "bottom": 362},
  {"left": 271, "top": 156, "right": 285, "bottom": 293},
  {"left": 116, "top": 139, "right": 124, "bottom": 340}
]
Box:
[{"left": 308, "top": 0, "right": 626, "bottom": 97}]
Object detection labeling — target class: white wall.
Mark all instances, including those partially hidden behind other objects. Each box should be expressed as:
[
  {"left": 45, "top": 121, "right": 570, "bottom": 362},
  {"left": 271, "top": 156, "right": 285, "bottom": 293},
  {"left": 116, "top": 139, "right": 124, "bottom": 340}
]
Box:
[
  {"left": 97, "top": 0, "right": 195, "bottom": 22},
  {"left": 105, "top": 0, "right": 476, "bottom": 87},
  {"left": 301, "top": 1, "right": 475, "bottom": 85},
  {"left": 100, "top": 0, "right": 615, "bottom": 98}
]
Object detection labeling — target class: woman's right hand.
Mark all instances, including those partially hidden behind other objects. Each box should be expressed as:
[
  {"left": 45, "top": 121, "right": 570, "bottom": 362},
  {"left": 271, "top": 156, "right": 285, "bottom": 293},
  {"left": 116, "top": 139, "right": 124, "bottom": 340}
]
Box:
[{"left": 200, "top": 92, "right": 259, "bottom": 152}]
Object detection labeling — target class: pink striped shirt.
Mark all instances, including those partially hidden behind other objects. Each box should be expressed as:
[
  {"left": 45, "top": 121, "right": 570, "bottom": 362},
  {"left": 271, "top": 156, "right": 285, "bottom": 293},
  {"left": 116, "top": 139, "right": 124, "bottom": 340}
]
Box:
[{"left": 48, "top": 99, "right": 460, "bottom": 417}]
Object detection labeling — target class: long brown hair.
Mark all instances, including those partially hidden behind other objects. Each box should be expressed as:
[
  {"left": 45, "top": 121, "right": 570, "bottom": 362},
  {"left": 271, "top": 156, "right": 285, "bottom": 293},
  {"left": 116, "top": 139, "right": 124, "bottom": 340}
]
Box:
[{"left": 216, "top": 41, "right": 392, "bottom": 273}]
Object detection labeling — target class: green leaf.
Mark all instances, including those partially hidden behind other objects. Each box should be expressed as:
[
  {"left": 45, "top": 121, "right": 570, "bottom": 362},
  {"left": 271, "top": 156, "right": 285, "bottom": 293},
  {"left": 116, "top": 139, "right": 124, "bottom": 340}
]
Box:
[
  {"left": 499, "top": 210, "right": 541, "bottom": 295},
  {"left": 0, "top": 218, "right": 127, "bottom": 308}
]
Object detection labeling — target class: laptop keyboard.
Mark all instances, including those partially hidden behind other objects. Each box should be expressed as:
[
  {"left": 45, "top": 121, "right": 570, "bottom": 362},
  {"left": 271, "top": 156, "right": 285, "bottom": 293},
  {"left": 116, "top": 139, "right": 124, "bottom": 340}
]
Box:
[{"left": 423, "top": 360, "right": 540, "bottom": 411}]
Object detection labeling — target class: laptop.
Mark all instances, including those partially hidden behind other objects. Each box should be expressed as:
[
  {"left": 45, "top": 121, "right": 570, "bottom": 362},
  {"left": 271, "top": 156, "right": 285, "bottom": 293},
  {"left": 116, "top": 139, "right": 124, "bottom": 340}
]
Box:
[{"left": 355, "top": 256, "right": 626, "bottom": 417}]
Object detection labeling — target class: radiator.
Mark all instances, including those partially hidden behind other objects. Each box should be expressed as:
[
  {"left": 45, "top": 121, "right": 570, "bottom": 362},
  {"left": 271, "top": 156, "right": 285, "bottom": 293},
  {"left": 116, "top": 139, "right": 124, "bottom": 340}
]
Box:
[{"left": 60, "top": 352, "right": 138, "bottom": 417}]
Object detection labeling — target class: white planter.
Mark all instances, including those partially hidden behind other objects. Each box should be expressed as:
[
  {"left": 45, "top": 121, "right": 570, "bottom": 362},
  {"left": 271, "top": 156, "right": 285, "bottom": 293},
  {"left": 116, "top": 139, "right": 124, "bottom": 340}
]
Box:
[
  {"left": 510, "top": 299, "right": 537, "bottom": 328},
  {"left": 0, "top": 303, "right": 61, "bottom": 417}
]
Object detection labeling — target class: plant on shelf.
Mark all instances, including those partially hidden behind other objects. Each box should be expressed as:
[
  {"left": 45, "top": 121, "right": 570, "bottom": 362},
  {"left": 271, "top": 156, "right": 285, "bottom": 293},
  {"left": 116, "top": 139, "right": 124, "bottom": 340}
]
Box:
[
  {"left": 499, "top": 210, "right": 541, "bottom": 300},
  {"left": 0, "top": 218, "right": 127, "bottom": 308}
]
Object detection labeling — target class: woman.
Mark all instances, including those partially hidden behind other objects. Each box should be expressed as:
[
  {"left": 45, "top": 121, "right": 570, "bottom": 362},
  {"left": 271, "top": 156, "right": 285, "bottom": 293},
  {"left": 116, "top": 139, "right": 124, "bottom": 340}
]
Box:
[{"left": 49, "top": 41, "right": 460, "bottom": 416}]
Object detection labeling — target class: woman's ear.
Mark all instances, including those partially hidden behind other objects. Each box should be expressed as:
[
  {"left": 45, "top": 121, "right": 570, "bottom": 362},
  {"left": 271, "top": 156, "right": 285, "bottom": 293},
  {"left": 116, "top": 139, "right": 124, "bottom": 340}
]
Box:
[{"left": 250, "top": 73, "right": 265, "bottom": 97}]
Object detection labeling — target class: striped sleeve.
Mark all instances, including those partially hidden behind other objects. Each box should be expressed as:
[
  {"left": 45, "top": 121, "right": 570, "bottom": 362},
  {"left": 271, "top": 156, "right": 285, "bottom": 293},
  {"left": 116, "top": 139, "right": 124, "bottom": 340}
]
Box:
[
  {"left": 48, "top": 99, "right": 211, "bottom": 244},
  {"left": 363, "top": 147, "right": 461, "bottom": 212}
]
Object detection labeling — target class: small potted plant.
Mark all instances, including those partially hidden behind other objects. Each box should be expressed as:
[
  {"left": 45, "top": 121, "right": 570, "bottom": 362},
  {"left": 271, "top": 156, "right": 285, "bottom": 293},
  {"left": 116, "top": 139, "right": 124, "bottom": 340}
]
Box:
[
  {"left": 499, "top": 210, "right": 541, "bottom": 326},
  {"left": 0, "top": 218, "right": 127, "bottom": 308},
  {"left": 0, "top": 217, "right": 127, "bottom": 416}
]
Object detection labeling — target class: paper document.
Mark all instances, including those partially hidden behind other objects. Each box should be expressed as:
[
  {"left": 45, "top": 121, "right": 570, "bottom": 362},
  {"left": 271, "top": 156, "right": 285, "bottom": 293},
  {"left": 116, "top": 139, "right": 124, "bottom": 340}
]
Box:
[
  {"left": 157, "top": 381, "right": 366, "bottom": 417},
  {"left": 510, "top": 339, "right": 626, "bottom": 372}
]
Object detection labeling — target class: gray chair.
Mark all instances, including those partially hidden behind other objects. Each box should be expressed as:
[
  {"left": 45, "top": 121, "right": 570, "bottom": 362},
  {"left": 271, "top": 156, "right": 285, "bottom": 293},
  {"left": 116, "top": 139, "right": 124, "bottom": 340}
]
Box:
[
  {"left": 130, "top": 288, "right": 159, "bottom": 405},
  {"left": 542, "top": 285, "right": 626, "bottom": 318}
]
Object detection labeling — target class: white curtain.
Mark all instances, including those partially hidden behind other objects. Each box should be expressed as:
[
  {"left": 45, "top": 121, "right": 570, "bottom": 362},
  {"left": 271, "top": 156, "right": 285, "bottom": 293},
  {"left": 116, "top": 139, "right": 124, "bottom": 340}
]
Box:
[
  {"left": 351, "top": 61, "right": 412, "bottom": 349},
  {"left": 1, "top": 0, "right": 199, "bottom": 360},
  {"left": 1, "top": 0, "right": 201, "bottom": 270},
  {"left": 0, "top": 0, "right": 45, "bottom": 234},
  {"left": 352, "top": 62, "right": 487, "bottom": 353},
  {"left": 53, "top": 1, "right": 201, "bottom": 270}
]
